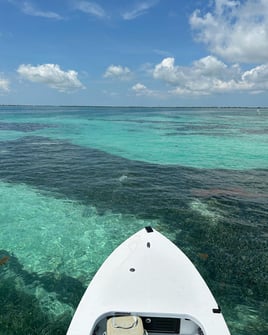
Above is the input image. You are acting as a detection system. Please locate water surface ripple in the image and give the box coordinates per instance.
[0,106,267,335]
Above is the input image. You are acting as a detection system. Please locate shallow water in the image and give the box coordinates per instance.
[0,106,267,334]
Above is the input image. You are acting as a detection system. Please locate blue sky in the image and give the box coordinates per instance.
[1,0,268,106]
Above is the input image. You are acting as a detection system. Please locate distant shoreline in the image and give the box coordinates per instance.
[0,105,267,109]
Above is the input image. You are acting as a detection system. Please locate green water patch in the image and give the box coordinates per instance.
[32,117,268,169]
[0,130,26,141]
[0,250,75,334]
[174,197,268,335]
[0,181,156,279]
[0,275,70,335]
[0,106,267,169]
[0,181,158,332]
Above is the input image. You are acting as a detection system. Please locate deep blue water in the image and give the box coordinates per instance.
[0,106,267,334]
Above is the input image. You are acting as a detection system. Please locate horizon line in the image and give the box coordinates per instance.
[0,104,267,109]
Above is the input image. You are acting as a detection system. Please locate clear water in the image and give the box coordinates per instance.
[0,106,267,334]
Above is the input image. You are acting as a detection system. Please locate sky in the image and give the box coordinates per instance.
[1,0,268,106]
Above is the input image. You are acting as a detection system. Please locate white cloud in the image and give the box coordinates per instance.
[0,77,10,92]
[190,0,268,63]
[153,56,268,96]
[122,1,157,20]
[242,64,268,92]
[132,83,154,96]
[17,64,85,92]
[74,1,107,18]
[21,2,63,19]
[104,65,131,80]
[153,57,183,85]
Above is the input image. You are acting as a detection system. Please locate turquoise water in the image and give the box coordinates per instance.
[0,106,267,334]
[1,106,267,169]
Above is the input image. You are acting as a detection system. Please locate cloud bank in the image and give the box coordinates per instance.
[153,56,268,95]
[17,64,85,92]
[190,0,268,63]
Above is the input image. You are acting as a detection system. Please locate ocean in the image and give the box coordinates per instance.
[0,106,267,334]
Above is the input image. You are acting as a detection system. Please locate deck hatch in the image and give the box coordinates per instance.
[141,317,180,333]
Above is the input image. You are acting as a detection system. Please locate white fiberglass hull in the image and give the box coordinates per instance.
[67,227,230,335]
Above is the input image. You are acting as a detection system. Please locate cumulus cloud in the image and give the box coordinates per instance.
[190,0,268,63]
[122,1,158,20]
[21,1,63,19]
[153,56,268,96]
[132,83,154,96]
[74,1,107,18]
[0,77,10,92]
[17,64,85,92]
[104,65,131,80]
[242,64,268,92]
